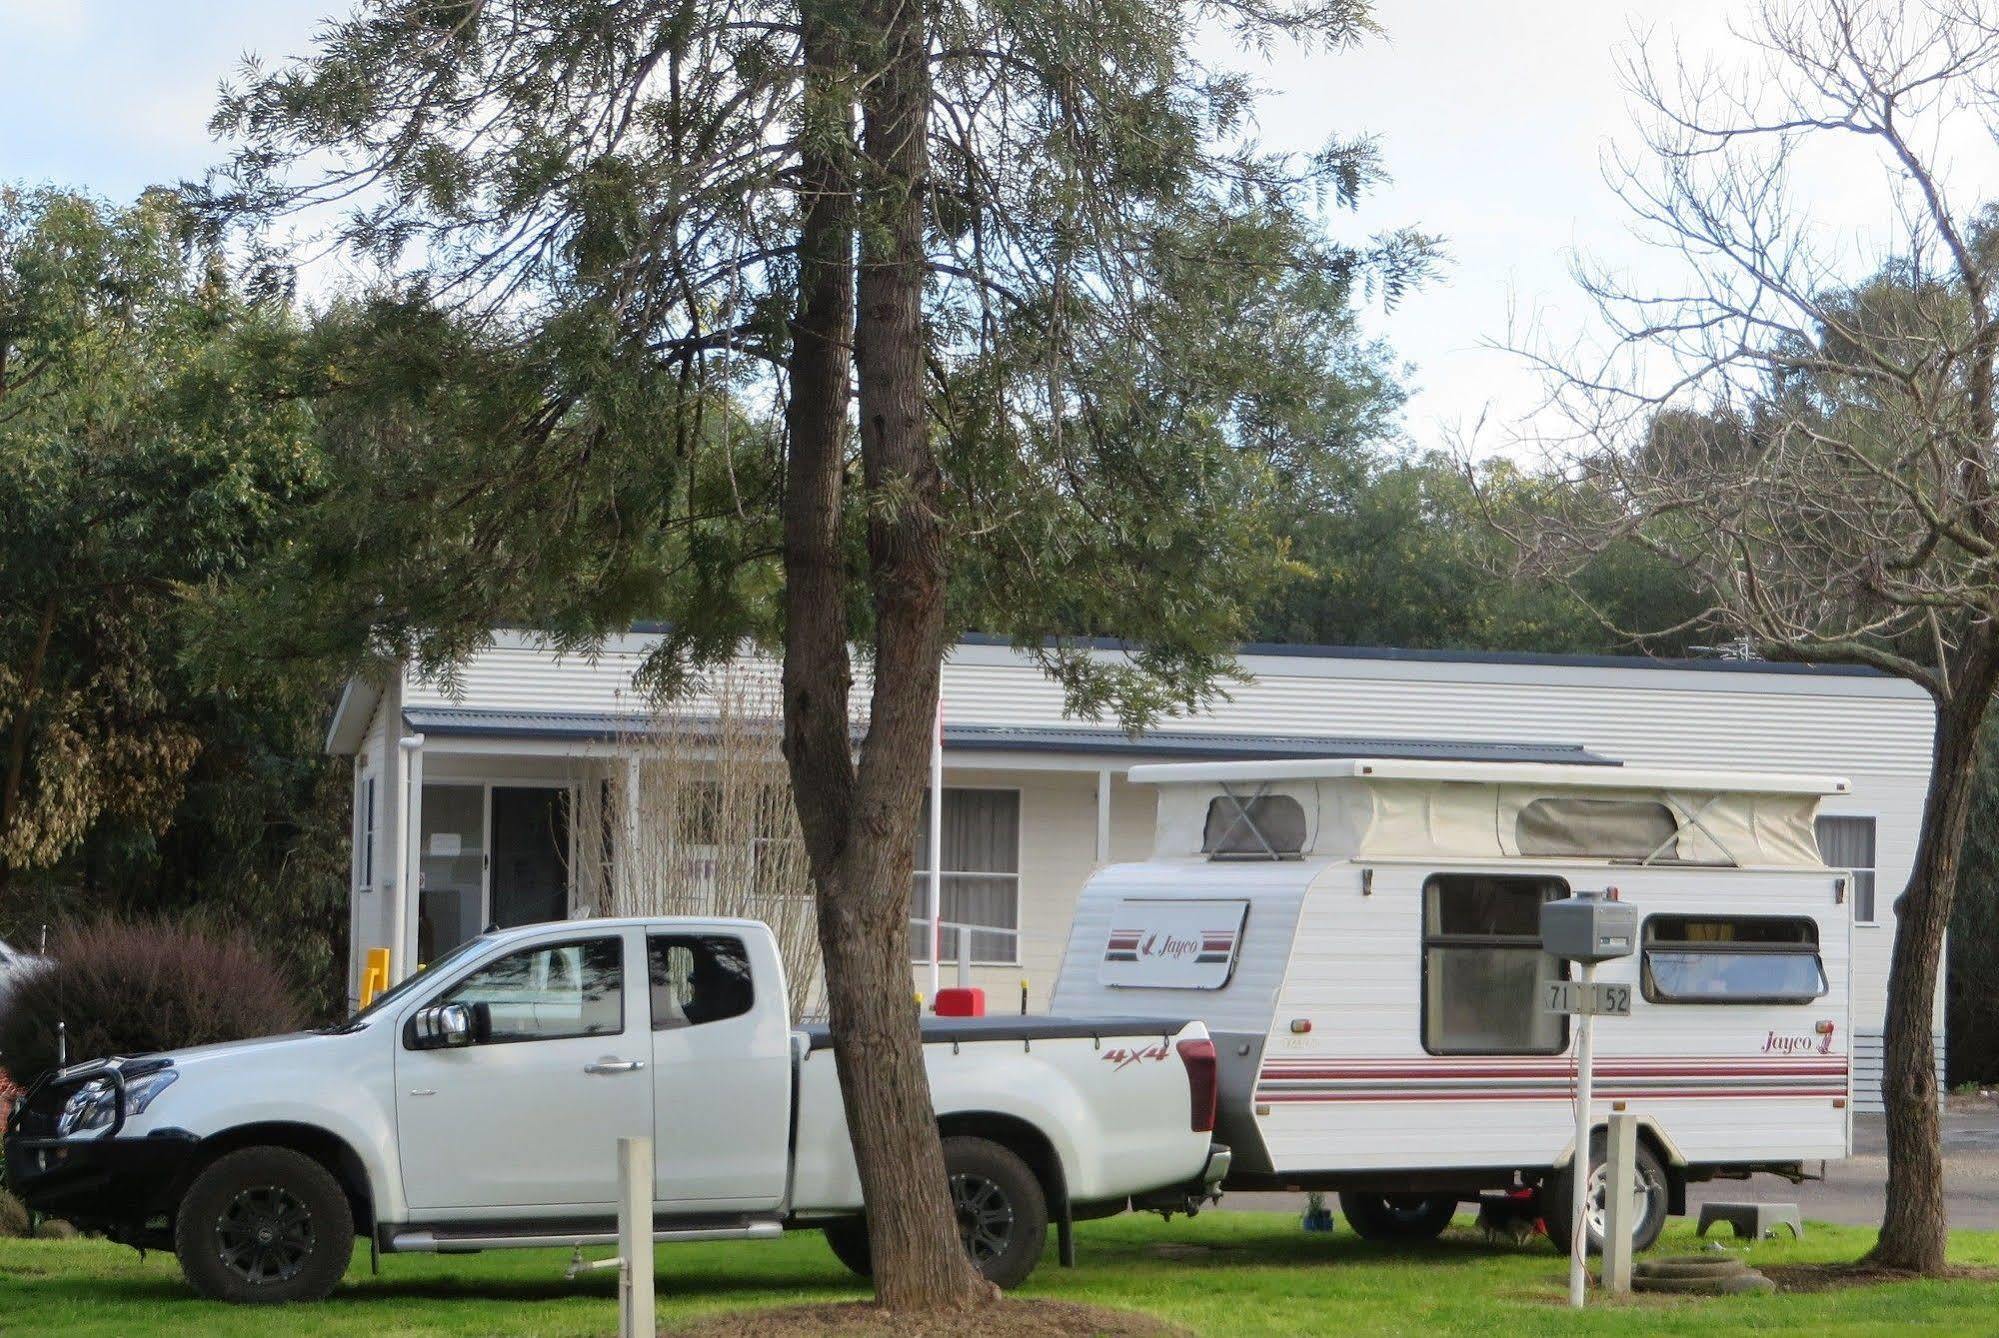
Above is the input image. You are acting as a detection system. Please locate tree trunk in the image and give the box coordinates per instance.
[1869,688,1993,1272]
[777,0,988,1314]
[817,0,993,1311]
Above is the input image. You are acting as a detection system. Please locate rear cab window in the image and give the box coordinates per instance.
[648,934,755,1029]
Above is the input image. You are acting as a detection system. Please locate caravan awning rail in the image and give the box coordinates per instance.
[1126,757,1850,797]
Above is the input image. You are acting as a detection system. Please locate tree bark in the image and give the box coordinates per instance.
[817,0,993,1311]
[1869,683,1995,1272]
[777,0,989,1313]
[780,2,859,854]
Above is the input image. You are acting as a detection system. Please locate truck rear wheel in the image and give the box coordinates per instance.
[172,1146,354,1304]
[1338,1191,1458,1241]
[820,1136,1049,1290]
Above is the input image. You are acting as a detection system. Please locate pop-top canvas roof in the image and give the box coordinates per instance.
[1134,757,1849,870]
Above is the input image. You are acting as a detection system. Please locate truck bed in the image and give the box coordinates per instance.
[799,1015,1195,1051]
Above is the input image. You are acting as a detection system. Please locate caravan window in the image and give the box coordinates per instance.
[1202,794,1307,858]
[1641,915,1826,1005]
[1515,797,1680,860]
[1420,875,1568,1055]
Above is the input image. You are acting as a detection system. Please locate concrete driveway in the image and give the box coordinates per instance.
[1231,1100,1999,1230]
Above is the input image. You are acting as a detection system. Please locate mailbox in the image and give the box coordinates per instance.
[1540,889,1637,964]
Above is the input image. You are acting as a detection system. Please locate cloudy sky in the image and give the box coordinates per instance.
[2,1,1990,453]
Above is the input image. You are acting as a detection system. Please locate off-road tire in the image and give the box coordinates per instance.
[1338,1192,1459,1242]
[822,1216,871,1278]
[173,1146,354,1304]
[820,1136,1049,1290]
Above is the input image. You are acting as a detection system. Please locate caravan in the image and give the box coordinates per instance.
[1050,757,1853,1251]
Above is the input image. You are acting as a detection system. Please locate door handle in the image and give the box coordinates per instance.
[584,1059,645,1075]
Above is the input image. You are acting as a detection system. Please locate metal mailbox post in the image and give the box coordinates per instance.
[1540,889,1637,1310]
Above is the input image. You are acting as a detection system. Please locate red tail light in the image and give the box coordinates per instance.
[1177,1038,1218,1133]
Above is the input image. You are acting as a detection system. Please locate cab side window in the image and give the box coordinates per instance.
[437,937,623,1043]
[648,935,755,1030]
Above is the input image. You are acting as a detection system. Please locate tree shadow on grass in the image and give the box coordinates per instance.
[6,1259,864,1309]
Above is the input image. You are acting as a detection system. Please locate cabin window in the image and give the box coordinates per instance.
[908,789,1022,965]
[1420,875,1569,1055]
[1817,815,1877,924]
[1515,797,1679,860]
[1202,793,1308,859]
[356,774,377,889]
[1641,915,1826,1004]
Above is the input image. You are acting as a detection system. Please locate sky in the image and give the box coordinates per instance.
[2,0,1993,455]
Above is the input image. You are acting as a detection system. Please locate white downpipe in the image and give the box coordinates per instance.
[394,734,425,985]
[927,696,944,1003]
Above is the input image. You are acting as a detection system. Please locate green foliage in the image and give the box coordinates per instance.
[0,186,322,887]
[1950,717,1999,1085]
[1259,453,1707,654]
[201,0,1435,724]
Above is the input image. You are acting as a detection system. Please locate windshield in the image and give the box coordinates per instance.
[328,935,493,1030]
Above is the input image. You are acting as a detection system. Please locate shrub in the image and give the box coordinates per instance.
[0,1189,28,1240]
[0,920,303,1082]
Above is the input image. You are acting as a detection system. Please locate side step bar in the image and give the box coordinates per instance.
[391,1219,783,1254]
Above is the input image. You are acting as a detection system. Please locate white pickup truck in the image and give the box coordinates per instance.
[4,917,1227,1304]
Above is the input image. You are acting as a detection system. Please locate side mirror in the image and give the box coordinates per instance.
[412,1002,476,1049]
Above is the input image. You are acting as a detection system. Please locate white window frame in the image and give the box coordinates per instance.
[910,785,1024,968]
[1817,810,1881,927]
[416,776,581,962]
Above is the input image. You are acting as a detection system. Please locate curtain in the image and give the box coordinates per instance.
[1816,816,1877,921]
[909,790,1021,963]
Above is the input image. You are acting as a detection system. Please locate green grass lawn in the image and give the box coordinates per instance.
[4,1213,1998,1337]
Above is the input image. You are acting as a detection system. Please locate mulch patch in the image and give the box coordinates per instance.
[662,1299,1194,1338]
[1762,1262,1999,1293]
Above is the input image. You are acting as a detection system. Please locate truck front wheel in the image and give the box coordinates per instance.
[172,1146,355,1304]
[821,1136,1050,1290]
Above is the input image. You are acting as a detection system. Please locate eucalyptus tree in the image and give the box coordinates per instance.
[0,186,318,901]
[207,0,1429,1306]
[1501,0,1999,1274]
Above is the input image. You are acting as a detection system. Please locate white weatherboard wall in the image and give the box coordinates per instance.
[334,632,1936,1108]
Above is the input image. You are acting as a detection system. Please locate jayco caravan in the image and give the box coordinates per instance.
[1049,757,1853,1251]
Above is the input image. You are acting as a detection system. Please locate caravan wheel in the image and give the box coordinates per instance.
[1542,1133,1669,1256]
[1338,1192,1458,1241]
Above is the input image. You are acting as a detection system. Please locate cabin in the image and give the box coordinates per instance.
[324,630,1936,1109]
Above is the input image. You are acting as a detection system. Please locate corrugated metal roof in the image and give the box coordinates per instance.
[399,706,1615,766]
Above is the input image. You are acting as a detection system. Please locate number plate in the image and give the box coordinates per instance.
[1543,980,1632,1017]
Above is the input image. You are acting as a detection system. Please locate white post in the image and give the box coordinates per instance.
[393,734,426,984]
[621,754,642,914]
[927,695,944,1002]
[1602,1111,1638,1296]
[1569,960,1596,1310]
[618,1136,655,1338]
[1095,769,1112,865]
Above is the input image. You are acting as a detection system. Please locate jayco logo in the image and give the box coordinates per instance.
[1101,1043,1172,1072]
[1762,1024,1836,1056]
[1139,932,1202,961]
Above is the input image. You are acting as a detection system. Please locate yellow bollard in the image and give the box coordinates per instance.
[359,947,392,1007]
